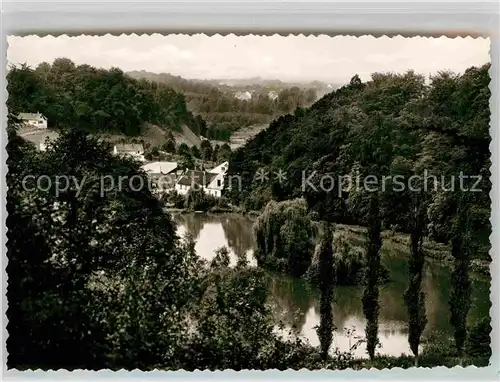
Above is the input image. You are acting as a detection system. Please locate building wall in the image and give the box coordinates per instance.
[24,118,47,129]
[204,188,221,197]
[113,150,145,162]
[175,184,190,195]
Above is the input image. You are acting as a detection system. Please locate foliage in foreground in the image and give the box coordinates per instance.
[6,127,354,370]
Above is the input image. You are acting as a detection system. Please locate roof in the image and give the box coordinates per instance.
[141,161,178,175]
[114,144,144,153]
[152,173,177,188]
[18,112,45,120]
[176,170,217,187]
[208,161,229,174]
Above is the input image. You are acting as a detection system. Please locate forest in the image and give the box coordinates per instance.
[6,59,205,136]
[6,63,492,370]
[127,70,320,140]
[226,65,491,262]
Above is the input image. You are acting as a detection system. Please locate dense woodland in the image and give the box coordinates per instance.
[7,59,204,136]
[227,65,491,261]
[7,59,320,142]
[128,71,320,140]
[6,62,492,370]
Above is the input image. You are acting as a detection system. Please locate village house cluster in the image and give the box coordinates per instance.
[17,112,229,199]
[110,144,229,198]
[139,159,228,198]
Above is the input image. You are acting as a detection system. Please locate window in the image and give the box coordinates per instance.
[217,179,221,187]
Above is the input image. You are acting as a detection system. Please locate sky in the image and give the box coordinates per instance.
[7,34,490,84]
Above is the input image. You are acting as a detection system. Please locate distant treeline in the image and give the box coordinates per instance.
[7,59,205,137]
[127,71,321,140]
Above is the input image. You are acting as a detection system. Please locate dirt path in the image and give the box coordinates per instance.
[228,124,268,150]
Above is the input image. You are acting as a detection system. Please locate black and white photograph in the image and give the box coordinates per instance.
[5,33,492,370]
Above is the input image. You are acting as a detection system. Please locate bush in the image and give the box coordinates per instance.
[465,317,491,359]
[163,191,185,208]
[253,199,314,277]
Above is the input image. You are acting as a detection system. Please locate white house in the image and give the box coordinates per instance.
[175,162,228,198]
[18,112,48,129]
[268,91,279,101]
[234,91,252,101]
[141,161,178,193]
[205,171,225,197]
[113,144,145,162]
[206,161,228,196]
[208,161,229,175]
[175,170,209,196]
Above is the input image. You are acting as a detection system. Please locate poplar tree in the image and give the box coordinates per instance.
[403,194,427,366]
[316,223,335,361]
[449,199,472,366]
[362,193,382,361]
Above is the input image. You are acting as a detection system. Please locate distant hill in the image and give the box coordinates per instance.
[127,70,333,141]
[126,71,336,93]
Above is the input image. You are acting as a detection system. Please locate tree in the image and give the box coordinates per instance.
[403,193,428,366]
[362,193,382,361]
[217,143,232,163]
[6,60,201,136]
[163,138,176,153]
[6,127,198,369]
[316,223,335,361]
[180,155,195,171]
[178,143,191,157]
[253,199,314,277]
[449,198,473,366]
[212,144,220,162]
[191,145,201,159]
[200,140,213,161]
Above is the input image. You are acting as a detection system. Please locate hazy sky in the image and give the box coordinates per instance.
[7,34,490,84]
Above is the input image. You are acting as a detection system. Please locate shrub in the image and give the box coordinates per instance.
[465,317,491,359]
[253,199,314,277]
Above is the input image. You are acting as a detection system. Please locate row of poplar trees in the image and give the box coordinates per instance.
[313,69,490,366]
[316,190,477,366]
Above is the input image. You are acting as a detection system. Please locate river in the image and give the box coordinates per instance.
[173,212,490,359]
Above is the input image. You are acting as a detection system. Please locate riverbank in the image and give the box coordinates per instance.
[165,205,254,215]
[334,224,490,278]
[173,213,491,362]
[167,209,490,277]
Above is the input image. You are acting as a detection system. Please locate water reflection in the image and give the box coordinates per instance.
[173,213,489,358]
[174,213,256,267]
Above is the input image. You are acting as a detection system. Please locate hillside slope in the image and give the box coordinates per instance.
[127,70,324,140]
[226,66,491,258]
[7,59,205,139]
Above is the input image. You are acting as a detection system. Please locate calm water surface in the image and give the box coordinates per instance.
[173,213,490,358]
